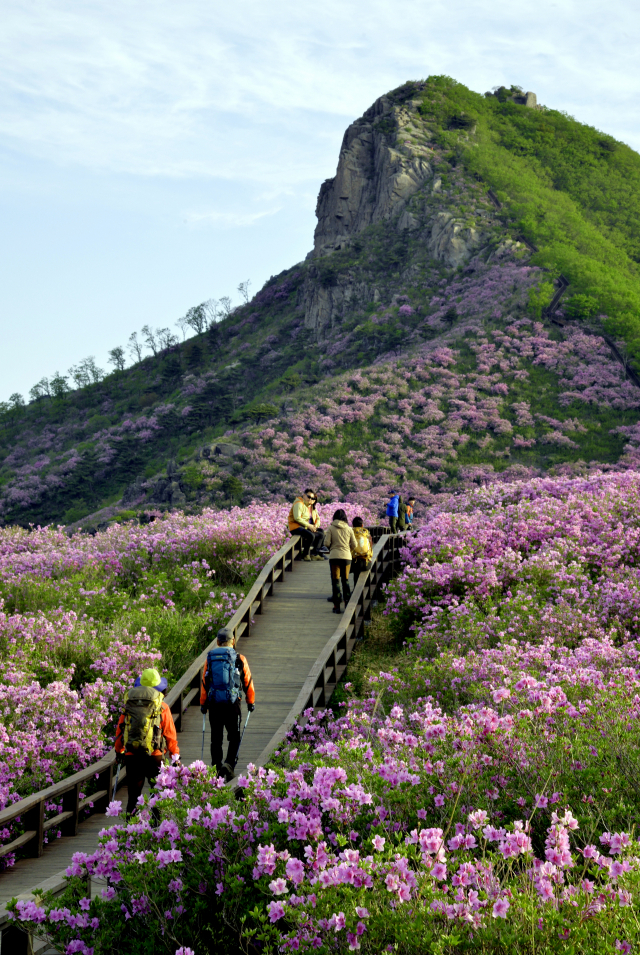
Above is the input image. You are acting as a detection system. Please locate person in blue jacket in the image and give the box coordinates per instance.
[386,493,399,533]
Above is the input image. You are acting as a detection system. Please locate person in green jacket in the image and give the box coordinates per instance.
[397,495,408,531]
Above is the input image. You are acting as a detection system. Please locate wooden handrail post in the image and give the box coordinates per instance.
[61,782,80,837]
[22,801,44,858]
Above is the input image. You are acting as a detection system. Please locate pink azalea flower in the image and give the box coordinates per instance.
[492,899,510,919]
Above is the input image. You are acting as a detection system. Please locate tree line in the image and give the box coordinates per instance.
[1,281,252,417]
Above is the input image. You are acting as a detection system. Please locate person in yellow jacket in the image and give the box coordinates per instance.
[289,488,323,560]
[288,489,323,561]
[324,508,358,613]
[114,668,180,817]
[351,516,373,584]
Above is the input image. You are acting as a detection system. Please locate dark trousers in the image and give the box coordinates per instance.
[388,517,398,533]
[329,558,351,608]
[352,557,368,584]
[291,527,314,557]
[124,753,162,815]
[209,701,242,773]
[310,528,325,554]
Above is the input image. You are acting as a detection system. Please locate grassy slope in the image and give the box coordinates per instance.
[421,77,640,350]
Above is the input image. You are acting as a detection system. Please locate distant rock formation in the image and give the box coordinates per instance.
[303,87,497,338]
[312,91,433,257]
[485,87,538,108]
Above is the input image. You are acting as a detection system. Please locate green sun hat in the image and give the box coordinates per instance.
[139,668,168,692]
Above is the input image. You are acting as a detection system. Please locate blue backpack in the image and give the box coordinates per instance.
[206,647,242,704]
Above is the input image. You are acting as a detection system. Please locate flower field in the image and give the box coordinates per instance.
[10,471,640,953]
[207,316,640,512]
[0,501,372,845]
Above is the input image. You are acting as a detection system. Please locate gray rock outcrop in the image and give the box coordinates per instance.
[313,93,432,257]
[427,212,487,268]
[214,443,240,457]
[301,85,511,338]
[303,275,381,337]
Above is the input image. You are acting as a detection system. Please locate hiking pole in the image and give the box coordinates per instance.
[112,759,121,802]
[233,709,252,771]
[201,713,206,761]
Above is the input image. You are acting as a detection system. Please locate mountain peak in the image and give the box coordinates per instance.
[2,76,640,528]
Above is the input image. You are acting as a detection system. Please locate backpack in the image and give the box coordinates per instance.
[122,686,164,755]
[353,529,371,558]
[205,647,242,704]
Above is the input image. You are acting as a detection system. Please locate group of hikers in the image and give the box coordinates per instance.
[115,627,254,810]
[115,489,415,811]
[288,489,414,613]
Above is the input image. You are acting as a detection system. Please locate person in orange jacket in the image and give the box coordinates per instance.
[200,628,255,781]
[114,667,180,817]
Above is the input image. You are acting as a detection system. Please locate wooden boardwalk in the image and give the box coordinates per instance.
[0,559,339,908]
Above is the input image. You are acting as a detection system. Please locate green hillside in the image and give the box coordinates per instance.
[424,77,640,350]
[2,76,640,528]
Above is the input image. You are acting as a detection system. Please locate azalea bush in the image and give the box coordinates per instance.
[10,679,640,954]
[10,471,640,953]
[385,469,640,652]
[207,318,640,514]
[0,501,374,823]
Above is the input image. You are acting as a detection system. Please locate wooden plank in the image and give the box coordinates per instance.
[79,790,108,812]
[43,812,74,834]
[181,688,199,712]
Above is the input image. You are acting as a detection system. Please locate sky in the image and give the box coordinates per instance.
[1,0,639,402]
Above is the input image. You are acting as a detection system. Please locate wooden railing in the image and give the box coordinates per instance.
[0,533,306,867]
[0,522,408,953]
[254,531,405,765]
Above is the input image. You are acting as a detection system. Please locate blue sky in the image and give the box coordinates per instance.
[2,0,639,400]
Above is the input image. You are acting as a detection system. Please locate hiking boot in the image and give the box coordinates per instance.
[332,607,342,614]
[303,555,311,562]
[311,554,324,561]
[222,762,236,783]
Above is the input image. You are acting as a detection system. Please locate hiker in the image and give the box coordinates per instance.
[308,495,327,559]
[406,497,416,530]
[352,517,373,584]
[200,627,255,781]
[397,495,408,532]
[324,508,357,614]
[288,489,323,561]
[386,492,400,533]
[114,668,180,817]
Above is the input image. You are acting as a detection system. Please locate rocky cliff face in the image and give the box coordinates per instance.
[303,87,496,338]
[312,92,433,257]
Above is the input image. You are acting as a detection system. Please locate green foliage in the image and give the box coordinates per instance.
[247,403,278,422]
[181,465,204,491]
[221,475,243,499]
[527,281,554,318]
[280,372,301,393]
[564,293,599,320]
[419,75,640,355]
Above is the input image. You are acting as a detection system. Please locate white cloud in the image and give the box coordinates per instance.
[1,0,639,186]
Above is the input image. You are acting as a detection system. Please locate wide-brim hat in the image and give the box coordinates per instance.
[134,667,168,693]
